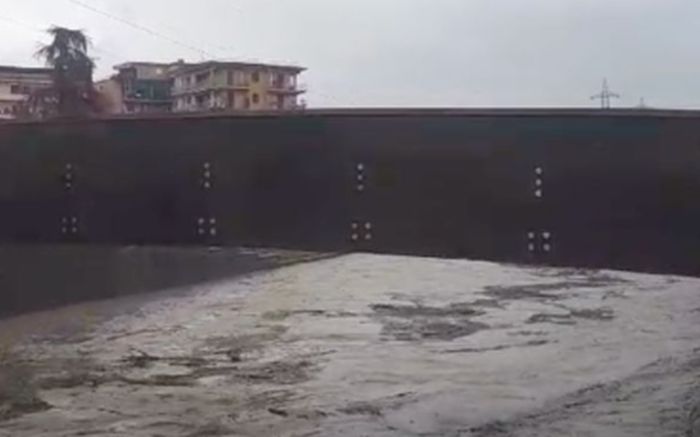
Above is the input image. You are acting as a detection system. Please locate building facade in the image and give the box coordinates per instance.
[0,66,53,119]
[94,77,123,114]
[171,61,305,112]
[96,62,185,115]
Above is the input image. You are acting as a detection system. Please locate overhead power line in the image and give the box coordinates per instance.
[66,0,217,59]
[148,16,235,56]
[0,14,43,33]
[0,13,120,60]
[0,15,47,60]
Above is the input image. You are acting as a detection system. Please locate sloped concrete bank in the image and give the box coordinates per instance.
[0,245,333,316]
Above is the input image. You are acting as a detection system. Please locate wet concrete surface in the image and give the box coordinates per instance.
[0,254,699,436]
[0,245,334,315]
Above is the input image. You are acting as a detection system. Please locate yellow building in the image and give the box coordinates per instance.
[171,61,305,112]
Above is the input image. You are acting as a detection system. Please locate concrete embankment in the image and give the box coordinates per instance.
[0,245,332,316]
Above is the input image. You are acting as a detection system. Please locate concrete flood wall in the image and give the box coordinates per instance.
[0,109,698,292]
[0,246,220,315]
[0,245,330,315]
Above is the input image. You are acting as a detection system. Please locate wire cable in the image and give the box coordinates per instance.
[66,0,217,59]
[0,13,121,60]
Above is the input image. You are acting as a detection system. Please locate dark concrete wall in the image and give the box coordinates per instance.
[0,109,699,275]
[0,246,330,316]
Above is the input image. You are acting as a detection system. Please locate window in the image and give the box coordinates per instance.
[252,93,259,104]
[244,97,250,109]
[10,85,20,94]
[252,71,260,83]
[227,71,234,86]
[228,91,235,108]
[195,72,209,84]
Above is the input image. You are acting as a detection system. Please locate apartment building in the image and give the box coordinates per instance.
[171,61,305,112]
[0,65,52,119]
[96,61,186,114]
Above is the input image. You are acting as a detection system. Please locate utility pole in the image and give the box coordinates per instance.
[590,78,620,109]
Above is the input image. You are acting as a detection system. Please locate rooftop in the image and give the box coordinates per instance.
[0,65,52,75]
[173,61,306,76]
[114,61,185,70]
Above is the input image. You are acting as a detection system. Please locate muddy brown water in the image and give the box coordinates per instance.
[0,253,699,436]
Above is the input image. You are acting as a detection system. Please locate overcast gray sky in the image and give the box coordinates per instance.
[1,0,699,108]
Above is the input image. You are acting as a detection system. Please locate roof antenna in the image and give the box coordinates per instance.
[590,78,620,109]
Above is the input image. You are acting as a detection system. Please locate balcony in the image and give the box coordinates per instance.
[173,80,250,96]
[267,82,307,94]
[123,89,171,104]
[229,81,250,90]
[0,94,28,102]
[172,82,213,96]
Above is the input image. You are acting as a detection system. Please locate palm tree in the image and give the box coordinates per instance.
[35,26,95,117]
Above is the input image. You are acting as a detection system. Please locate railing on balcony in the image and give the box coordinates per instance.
[268,81,307,93]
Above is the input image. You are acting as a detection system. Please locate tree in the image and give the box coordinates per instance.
[34,26,96,117]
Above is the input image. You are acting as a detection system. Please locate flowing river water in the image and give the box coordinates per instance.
[1,253,699,436]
